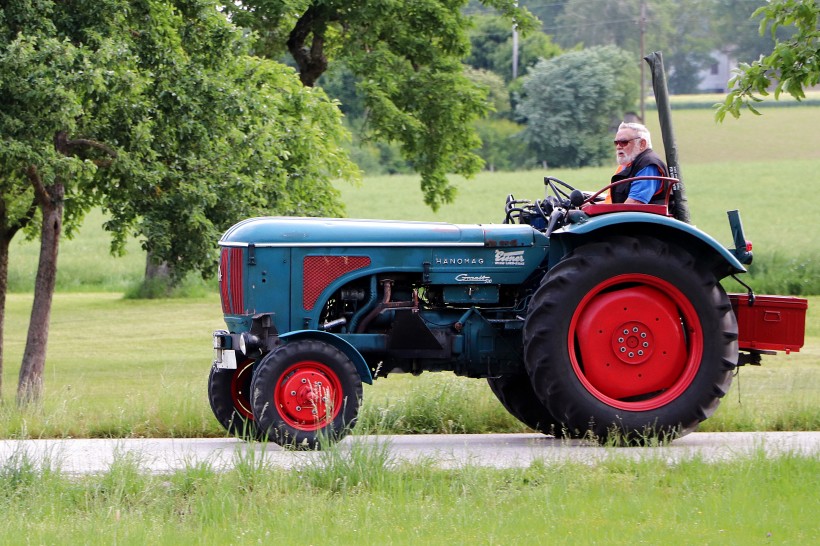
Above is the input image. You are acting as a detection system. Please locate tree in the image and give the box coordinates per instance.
[0,0,357,403]
[716,0,819,120]
[0,1,148,402]
[225,0,538,210]
[99,1,358,287]
[516,46,639,168]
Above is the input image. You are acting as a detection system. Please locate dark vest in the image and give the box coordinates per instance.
[610,149,668,204]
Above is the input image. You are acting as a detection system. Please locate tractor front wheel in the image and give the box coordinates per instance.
[208,357,261,440]
[250,339,362,449]
[524,236,737,444]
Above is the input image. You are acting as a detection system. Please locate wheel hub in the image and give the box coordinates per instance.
[574,284,688,400]
[277,366,333,425]
[611,321,654,365]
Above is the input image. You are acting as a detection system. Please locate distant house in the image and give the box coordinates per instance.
[697,50,736,93]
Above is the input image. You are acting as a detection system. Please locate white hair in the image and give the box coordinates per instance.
[618,122,652,149]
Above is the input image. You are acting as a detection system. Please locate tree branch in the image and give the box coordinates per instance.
[65,138,118,159]
[287,5,336,87]
[26,165,51,207]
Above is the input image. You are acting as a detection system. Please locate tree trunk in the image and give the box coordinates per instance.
[287,5,334,87]
[0,233,9,398]
[17,181,64,406]
[0,196,36,401]
[145,250,172,282]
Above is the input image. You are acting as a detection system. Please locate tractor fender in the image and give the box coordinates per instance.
[551,211,747,275]
[279,330,373,385]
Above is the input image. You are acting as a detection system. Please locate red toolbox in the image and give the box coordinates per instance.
[729,294,808,353]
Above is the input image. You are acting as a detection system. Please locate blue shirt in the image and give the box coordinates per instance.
[628,165,662,203]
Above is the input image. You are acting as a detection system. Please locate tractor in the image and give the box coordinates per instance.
[209,175,807,448]
[210,53,807,449]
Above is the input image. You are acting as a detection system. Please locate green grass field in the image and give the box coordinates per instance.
[1,448,817,544]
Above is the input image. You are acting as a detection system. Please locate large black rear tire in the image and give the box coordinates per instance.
[487,374,561,435]
[523,236,737,444]
[251,339,362,449]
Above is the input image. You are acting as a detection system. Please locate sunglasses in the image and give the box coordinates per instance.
[614,137,640,147]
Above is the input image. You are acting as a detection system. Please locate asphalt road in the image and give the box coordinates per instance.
[1,432,818,475]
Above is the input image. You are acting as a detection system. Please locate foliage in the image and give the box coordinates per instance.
[97,2,358,281]
[710,0,781,64]
[225,0,538,210]
[0,0,153,400]
[716,0,819,120]
[516,46,639,168]
[0,0,359,402]
[473,118,532,172]
[2,0,358,284]
[465,14,562,82]
[0,2,144,241]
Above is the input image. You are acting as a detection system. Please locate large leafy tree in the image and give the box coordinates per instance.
[100,1,357,284]
[516,46,639,168]
[0,0,356,403]
[0,0,148,403]
[716,0,819,120]
[225,0,538,210]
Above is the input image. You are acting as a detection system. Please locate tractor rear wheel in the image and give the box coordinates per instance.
[250,339,362,449]
[208,357,261,440]
[487,374,561,435]
[523,236,737,444]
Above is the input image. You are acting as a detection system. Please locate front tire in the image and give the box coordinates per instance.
[524,236,737,443]
[208,357,261,440]
[250,339,362,449]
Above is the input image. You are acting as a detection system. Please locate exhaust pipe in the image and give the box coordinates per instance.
[644,51,691,224]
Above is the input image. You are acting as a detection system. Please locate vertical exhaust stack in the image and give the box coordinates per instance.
[644,51,691,224]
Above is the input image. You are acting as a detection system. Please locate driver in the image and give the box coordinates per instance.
[610,122,668,204]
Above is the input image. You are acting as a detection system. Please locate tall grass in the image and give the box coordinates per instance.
[0,292,816,438]
[0,444,817,544]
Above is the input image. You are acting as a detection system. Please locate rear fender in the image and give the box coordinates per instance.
[550,212,747,277]
[279,330,373,385]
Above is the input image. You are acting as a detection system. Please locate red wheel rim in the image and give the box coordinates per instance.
[273,360,343,431]
[568,274,703,411]
[230,359,255,420]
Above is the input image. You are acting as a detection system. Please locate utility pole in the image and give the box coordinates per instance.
[639,0,647,122]
[512,24,519,80]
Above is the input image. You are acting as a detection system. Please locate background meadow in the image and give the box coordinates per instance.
[2,104,819,437]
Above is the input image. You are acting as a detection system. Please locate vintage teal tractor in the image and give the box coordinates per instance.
[209,176,807,448]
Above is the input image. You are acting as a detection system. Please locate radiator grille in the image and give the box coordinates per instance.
[303,256,370,310]
[220,247,244,314]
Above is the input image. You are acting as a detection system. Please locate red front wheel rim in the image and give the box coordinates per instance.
[568,274,703,411]
[230,359,255,420]
[273,361,343,431]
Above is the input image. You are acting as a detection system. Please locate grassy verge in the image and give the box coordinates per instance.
[1,443,817,544]
[0,293,817,438]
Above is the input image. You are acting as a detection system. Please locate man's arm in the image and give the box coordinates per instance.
[625,165,662,204]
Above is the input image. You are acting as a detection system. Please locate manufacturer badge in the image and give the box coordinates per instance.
[494,249,525,266]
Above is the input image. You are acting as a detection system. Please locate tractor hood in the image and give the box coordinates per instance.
[220,217,546,249]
